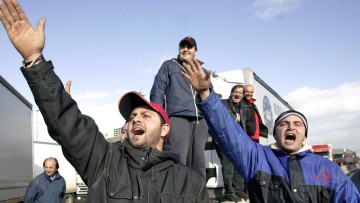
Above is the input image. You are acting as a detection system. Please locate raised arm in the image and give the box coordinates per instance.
[0,0,45,62]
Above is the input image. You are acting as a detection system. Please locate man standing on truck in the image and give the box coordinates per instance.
[218,84,248,202]
[181,57,360,202]
[150,36,211,179]
[244,84,268,143]
[0,1,208,201]
[24,157,66,203]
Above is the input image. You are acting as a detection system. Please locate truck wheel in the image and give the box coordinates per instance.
[63,193,75,203]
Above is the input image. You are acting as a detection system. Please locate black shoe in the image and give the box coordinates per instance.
[236,192,249,200]
[224,194,241,202]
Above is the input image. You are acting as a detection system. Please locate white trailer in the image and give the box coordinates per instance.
[205,68,293,190]
[33,141,88,203]
[0,75,33,202]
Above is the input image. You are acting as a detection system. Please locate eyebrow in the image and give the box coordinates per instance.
[279,120,303,124]
[130,109,154,117]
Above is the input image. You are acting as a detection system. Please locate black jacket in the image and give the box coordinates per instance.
[242,97,269,139]
[221,98,247,134]
[21,61,208,203]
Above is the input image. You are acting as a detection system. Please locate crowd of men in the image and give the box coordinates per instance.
[1,0,359,202]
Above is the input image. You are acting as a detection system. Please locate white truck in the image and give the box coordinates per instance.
[33,141,88,203]
[311,144,333,161]
[204,68,293,193]
[0,75,33,202]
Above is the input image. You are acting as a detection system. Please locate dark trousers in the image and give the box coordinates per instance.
[220,152,245,197]
[165,116,208,180]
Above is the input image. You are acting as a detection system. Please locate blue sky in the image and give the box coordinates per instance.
[1,0,360,151]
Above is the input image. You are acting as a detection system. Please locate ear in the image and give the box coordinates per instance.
[160,123,170,138]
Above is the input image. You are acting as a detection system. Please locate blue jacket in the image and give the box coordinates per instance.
[197,90,360,203]
[150,58,212,118]
[24,171,66,203]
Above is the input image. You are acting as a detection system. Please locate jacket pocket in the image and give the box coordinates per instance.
[160,193,195,203]
[258,174,282,191]
[251,172,291,202]
[105,176,132,199]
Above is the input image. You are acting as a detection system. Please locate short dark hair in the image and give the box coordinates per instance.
[231,84,244,94]
[43,157,59,169]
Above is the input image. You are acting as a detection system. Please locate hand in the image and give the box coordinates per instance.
[65,80,72,94]
[181,57,211,101]
[0,0,45,62]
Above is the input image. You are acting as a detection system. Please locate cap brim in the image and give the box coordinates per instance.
[118,91,149,121]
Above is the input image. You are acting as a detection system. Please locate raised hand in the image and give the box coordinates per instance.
[181,58,212,100]
[0,0,45,62]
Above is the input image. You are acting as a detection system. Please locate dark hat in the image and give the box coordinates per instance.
[273,110,308,137]
[179,36,197,50]
[118,91,170,136]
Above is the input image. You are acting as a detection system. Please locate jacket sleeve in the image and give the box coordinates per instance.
[333,169,360,202]
[24,179,37,203]
[150,61,169,106]
[21,61,109,187]
[196,89,262,181]
[60,177,66,199]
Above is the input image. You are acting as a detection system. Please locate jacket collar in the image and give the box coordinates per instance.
[176,55,204,65]
[43,171,61,181]
[124,145,178,172]
[270,143,312,157]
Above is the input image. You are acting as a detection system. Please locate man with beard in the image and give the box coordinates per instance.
[0,1,208,202]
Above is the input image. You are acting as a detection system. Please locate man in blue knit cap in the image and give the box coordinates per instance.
[180,57,360,202]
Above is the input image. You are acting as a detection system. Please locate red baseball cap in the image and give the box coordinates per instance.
[118,91,170,135]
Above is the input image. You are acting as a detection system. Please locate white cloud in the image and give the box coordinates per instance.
[252,0,301,20]
[285,82,360,152]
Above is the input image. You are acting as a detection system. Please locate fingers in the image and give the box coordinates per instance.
[7,0,20,21]
[2,0,17,25]
[65,80,72,94]
[0,0,27,32]
[180,71,190,80]
[0,4,10,32]
[12,0,28,21]
[0,1,13,31]
[182,58,197,73]
[37,17,46,32]
[192,58,201,70]
[205,69,212,81]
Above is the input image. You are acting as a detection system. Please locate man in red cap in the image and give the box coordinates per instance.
[0,1,209,202]
[150,36,211,180]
